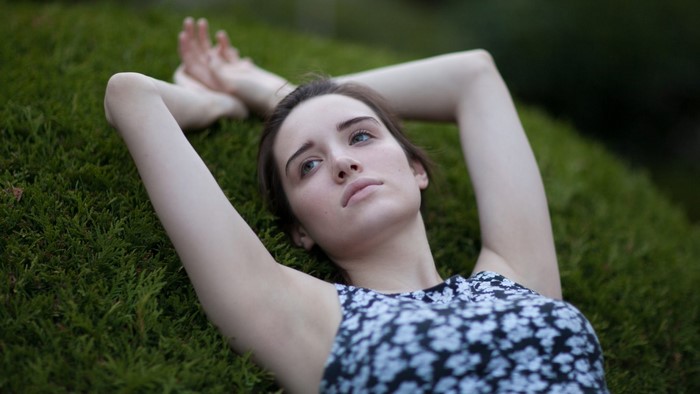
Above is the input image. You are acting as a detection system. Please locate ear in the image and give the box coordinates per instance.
[410,160,429,190]
[291,223,316,251]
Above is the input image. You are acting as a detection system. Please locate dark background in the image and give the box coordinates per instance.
[435,1,700,224]
[168,0,700,222]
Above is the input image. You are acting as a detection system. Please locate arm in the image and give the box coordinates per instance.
[180,22,560,296]
[335,52,562,298]
[104,73,340,391]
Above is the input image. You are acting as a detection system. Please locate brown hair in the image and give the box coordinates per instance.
[257,79,433,237]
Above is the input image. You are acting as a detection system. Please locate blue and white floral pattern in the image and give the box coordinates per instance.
[320,271,607,393]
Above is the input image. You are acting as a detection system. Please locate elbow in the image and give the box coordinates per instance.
[453,49,498,80]
[104,72,155,128]
[469,48,496,66]
[448,49,502,112]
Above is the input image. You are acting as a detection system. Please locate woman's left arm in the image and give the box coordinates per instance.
[188,30,561,298]
[336,51,562,298]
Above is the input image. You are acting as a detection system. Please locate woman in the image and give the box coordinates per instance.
[104,17,607,393]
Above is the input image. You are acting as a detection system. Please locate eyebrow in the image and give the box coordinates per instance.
[285,141,314,176]
[284,116,380,176]
[336,116,379,132]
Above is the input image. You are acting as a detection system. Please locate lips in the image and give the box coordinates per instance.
[341,178,383,207]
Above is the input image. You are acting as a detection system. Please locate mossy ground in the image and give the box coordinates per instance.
[1,1,699,392]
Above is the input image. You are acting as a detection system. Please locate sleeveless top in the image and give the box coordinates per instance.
[320,271,607,393]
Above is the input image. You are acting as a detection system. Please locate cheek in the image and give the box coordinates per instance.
[287,183,332,227]
[382,149,414,177]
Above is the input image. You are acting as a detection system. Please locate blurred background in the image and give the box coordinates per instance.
[145,0,700,223]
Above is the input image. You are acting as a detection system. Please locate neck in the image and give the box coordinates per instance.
[329,213,442,293]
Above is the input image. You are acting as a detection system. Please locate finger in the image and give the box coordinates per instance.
[197,18,212,50]
[178,31,187,60]
[215,30,230,48]
[183,16,194,31]
[216,30,238,62]
[183,17,195,41]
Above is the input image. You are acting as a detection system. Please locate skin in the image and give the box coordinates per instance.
[103,17,561,393]
[274,94,437,289]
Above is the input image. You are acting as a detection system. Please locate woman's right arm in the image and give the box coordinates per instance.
[104,73,340,392]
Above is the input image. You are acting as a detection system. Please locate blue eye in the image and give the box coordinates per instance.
[301,159,320,176]
[350,130,372,145]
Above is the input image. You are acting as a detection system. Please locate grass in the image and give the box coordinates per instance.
[2,1,699,392]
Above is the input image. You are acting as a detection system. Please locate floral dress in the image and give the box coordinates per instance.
[320,271,607,393]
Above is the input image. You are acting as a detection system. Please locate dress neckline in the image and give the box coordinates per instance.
[383,274,464,297]
[335,275,466,298]
[336,271,504,297]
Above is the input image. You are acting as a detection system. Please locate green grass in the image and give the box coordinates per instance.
[2,1,699,392]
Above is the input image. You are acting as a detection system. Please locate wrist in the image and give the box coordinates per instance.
[265,83,295,114]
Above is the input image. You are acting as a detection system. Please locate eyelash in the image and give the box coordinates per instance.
[349,129,373,145]
[298,129,375,178]
[300,159,320,177]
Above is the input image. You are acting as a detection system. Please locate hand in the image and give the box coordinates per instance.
[178,17,227,91]
[177,17,292,115]
[173,65,249,122]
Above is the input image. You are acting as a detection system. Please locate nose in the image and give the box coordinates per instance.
[333,155,362,183]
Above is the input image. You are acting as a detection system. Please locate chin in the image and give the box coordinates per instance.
[329,204,423,252]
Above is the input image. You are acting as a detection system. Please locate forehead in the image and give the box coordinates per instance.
[273,94,379,155]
